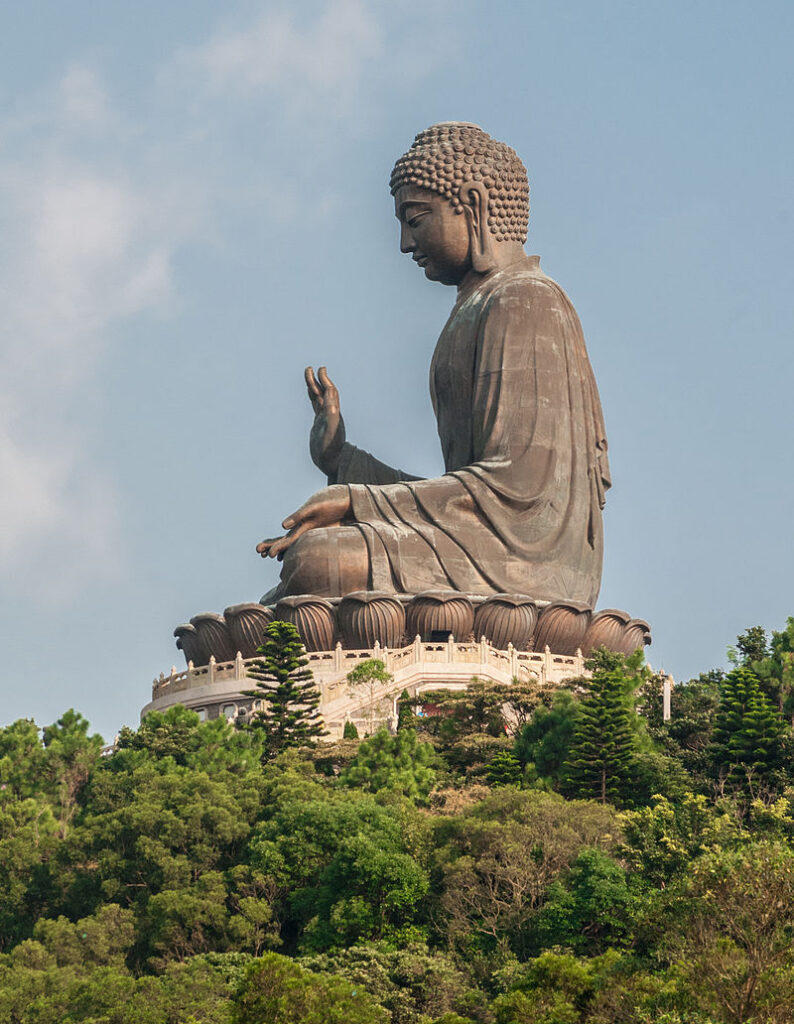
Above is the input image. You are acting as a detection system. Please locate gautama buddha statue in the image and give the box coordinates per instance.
[258,123,611,607]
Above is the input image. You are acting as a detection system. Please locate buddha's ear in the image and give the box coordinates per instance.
[458,179,496,274]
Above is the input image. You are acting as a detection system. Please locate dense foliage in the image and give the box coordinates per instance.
[2,619,794,1022]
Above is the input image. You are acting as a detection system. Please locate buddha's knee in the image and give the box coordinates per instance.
[280,529,328,581]
[280,526,370,597]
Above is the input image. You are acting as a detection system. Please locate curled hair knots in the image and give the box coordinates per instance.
[390,122,530,243]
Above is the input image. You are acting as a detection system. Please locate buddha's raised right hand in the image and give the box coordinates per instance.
[306,366,346,477]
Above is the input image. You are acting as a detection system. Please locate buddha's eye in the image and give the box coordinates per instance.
[407,212,428,228]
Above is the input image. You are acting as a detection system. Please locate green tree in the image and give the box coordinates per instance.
[341,729,437,803]
[562,663,640,805]
[654,671,722,786]
[436,789,618,956]
[665,841,794,1024]
[347,659,392,736]
[42,710,104,838]
[710,665,784,794]
[514,690,579,788]
[485,751,523,787]
[300,943,475,1024]
[618,793,745,888]
[0,719,47,801]
[417,679,512,740]
[734,625,769,665]
[0,798,59,950]
[118,705,218,764]
[246,621,325,760]
[752,617,794,719]
[142,867,279,967]
[396,689,416,732]
[530,848,639,955]
[0,945,245,1024]
[58,720,270,967]
[343,720,360,740]
[232,952,388,1023]
[117,705,265,774]
[248,771,430,950]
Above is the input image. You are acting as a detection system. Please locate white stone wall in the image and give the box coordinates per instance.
[143,638,591,737]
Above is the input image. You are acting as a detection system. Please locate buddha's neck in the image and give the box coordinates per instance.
[457,243,529,294]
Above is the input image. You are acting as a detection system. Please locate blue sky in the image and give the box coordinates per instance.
[1,0,792,740]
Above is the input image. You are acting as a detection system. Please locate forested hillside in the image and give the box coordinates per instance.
[2,620,794,1023]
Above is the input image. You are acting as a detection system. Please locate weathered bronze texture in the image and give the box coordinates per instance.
[581,611,652,656]
[337,591,406,649]
[175,591,649,660]
[406,592,475,641]
[189,612,237,663]
[623,618,652,654]
[174,623,207,667]
[224,603,274,658]
[257,122,610,609]
[533,600,592,656]
[474,594,538,651]
[274,595,336,652]
[582,609,632,656]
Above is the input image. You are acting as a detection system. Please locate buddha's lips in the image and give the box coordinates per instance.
[414,255,429,267]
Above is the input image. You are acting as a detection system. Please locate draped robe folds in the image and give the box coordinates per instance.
[303,254,611,606]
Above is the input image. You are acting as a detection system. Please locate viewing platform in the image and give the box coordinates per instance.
[143,636,593,739]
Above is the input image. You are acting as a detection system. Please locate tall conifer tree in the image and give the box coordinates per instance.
[245,620,325,760]
[710,665,784,791]
[562,665,638,804]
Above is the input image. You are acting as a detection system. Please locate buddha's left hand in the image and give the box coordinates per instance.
[256,484,352,560]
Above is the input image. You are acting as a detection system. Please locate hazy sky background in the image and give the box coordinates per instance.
[1,0,792,740]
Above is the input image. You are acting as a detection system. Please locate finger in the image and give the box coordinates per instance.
[269,521,312,559]
[281,497,316,530]
[256,537,281,557]
[305,367,322,412]
[317,366,335,393]
[282,507,309,530]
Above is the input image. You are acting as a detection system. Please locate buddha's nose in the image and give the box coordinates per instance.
[400,223,415,254]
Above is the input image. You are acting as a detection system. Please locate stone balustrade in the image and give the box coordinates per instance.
[143,636,591,737]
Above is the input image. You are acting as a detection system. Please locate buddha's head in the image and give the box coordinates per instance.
[390,122,529,285]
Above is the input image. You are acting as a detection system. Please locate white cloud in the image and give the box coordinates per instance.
[0,418,119,593]
[59,64,114,129]
[0,67,192,596]
[182,0,382,109]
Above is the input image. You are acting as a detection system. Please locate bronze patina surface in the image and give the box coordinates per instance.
[257,122,611,606]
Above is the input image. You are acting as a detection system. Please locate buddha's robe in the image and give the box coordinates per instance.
[278,254,610,606]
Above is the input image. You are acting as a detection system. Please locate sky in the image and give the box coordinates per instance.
[1,0,792,740]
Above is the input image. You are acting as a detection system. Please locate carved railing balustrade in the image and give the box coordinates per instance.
[152,636,587,704]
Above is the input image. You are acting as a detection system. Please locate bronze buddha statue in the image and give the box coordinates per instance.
[257,122,611,608]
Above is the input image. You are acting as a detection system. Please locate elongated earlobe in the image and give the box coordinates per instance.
[459,180,496,274]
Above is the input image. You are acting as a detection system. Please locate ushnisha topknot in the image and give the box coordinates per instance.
[389,121,530,243]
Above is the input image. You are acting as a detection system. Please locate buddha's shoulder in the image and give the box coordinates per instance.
[483,258,573,310]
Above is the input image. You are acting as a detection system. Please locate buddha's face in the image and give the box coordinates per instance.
[394,184,472,286]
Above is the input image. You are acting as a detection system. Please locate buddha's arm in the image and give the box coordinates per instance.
[345,277,569,519]
[306,365,422,485]
[328,442,423,486]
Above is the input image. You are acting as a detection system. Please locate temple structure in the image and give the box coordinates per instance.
[147,595,661,735]
[147,123,655,730]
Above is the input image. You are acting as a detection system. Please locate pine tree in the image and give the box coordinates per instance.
[710,665,784,792]
[485,750,523,787]
[562,666,639,804]
[245,620,325,760]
